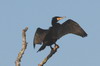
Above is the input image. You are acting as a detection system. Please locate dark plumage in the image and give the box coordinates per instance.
[33,16,87,52]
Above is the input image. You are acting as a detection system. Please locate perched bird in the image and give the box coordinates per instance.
[33,16,87,52]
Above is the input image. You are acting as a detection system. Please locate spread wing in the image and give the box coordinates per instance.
[57,19,87,39]
[33,28,49,48]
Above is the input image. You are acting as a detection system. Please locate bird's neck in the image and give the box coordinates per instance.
[52,20,58,26]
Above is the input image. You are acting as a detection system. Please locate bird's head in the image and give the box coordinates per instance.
[52,16,66,26]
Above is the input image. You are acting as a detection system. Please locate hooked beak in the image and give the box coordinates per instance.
[57,16,66,20]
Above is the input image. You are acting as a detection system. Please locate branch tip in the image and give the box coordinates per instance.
[15,27,28,66]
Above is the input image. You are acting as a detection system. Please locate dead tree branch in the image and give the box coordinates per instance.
[15,27,28,66]
[38,44,59,66]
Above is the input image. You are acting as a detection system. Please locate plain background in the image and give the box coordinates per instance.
[0,0,100,66]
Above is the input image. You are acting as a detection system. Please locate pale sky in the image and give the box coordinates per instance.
[0,0,100,66]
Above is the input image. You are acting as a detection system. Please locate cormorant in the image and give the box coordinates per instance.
[33,16,87,52]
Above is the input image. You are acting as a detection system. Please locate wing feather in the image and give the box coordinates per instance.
[57,19,87,39]
[33,28,49,48]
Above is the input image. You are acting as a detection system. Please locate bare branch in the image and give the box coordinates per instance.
[38,44,59,66]
[15,27,28,66]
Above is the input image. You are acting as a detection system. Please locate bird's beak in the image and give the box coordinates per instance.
[57,16,66,20]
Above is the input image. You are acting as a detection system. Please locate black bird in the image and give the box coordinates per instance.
[33,16,87,52]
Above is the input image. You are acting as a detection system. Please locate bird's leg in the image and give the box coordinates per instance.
[50,45,53,50]
[54,43,59,48]
[54,43,58,46]
[50,44,59,51]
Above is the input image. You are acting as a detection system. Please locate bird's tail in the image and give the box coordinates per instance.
[37,45,46,52]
